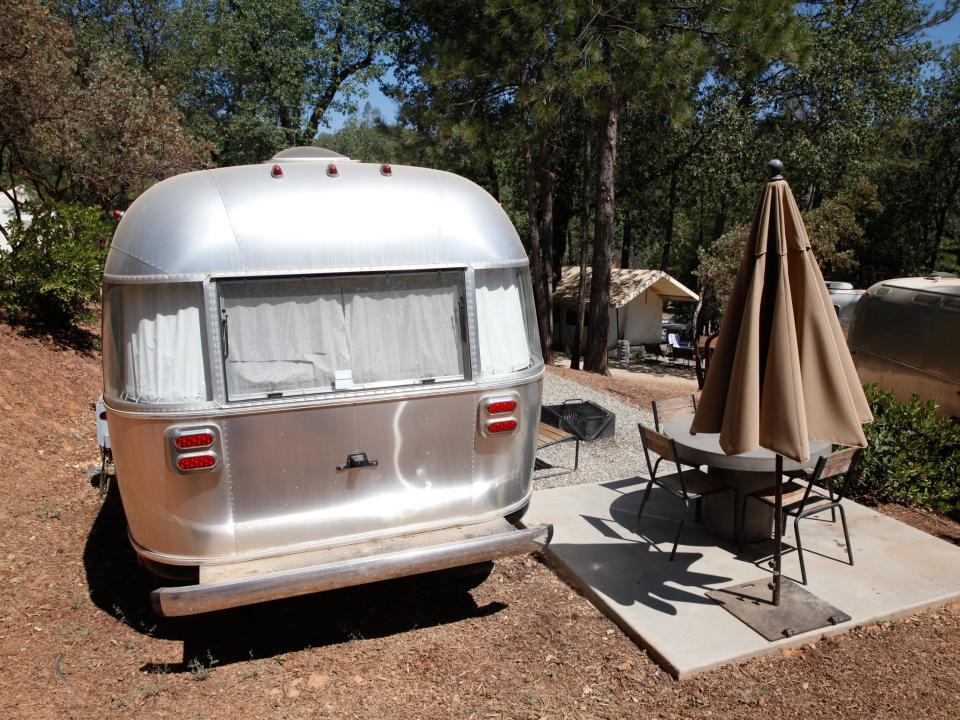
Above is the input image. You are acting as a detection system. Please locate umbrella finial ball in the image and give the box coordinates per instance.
[768,159,785,179]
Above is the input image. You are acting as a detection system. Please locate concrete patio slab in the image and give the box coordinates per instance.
[524,479,960,678]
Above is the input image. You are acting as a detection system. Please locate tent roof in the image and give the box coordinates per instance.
[553,266,698,308]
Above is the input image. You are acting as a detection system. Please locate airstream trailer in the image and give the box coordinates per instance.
[100,147,551,616]
[846,274,960,418]
[825,280,865,337]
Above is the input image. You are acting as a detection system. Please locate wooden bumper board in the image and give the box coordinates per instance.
[151,520,552,616]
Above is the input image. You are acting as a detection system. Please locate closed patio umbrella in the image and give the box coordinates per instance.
[692,160,871,607]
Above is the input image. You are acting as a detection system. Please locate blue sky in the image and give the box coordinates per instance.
[324,3,960,132]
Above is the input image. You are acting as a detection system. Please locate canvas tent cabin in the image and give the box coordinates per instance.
[552,266,698,352]
[100,147,551,616]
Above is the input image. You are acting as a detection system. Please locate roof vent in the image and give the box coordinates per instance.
[269,146,352,163]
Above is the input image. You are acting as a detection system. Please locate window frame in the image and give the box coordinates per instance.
[215,269,471,403]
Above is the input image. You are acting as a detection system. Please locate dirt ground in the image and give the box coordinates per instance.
[1,319,958,719]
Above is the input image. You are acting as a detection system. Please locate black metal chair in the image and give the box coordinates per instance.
[738,447,861,584]
[650,395,698,475]
[636,424,734,561]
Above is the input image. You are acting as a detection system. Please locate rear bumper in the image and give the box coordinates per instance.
[150,518,552,616]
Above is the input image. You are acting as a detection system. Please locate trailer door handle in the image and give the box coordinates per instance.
[337,452,379,471]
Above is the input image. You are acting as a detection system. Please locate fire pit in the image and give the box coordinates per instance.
[541,399,616,441]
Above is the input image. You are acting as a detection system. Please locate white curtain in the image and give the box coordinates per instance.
[221,272,465,398]
[111,284,208,403]
[344,273,463,384]
[222,278,350,398]
[475,267,538,377]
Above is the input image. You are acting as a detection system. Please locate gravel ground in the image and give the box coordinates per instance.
[535,371,655,490]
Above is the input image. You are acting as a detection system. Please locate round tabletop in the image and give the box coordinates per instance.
[661,415,832,472]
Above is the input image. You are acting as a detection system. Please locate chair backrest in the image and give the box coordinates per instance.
[651,395,698,431]
[808,447,862,501]
[637,424,679,478]
[668,333,681,348]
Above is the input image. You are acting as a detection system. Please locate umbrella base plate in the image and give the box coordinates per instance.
[707,578,851,642]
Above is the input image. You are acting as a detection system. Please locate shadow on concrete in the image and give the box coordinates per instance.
[539,477,735,617]
[84,485,506,674]
[548,538,732,617]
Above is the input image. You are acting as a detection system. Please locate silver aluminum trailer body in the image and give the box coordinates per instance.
[825,281,865,338]
[101,148,550,615]
[846,275,960,417]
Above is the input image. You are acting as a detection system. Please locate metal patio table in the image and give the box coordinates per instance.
[661,415,832,542]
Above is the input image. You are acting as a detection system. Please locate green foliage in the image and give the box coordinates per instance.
[0,203,110,327]
[60,1,400,165]
[696,184,874,310]
[838,385,960,516]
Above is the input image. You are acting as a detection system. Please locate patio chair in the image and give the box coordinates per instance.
[651,395,698,432]
[636,424,735,561]
[650,395,699,477]
[738,447,861,584]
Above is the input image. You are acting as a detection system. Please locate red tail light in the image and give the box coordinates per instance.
[177,453,217,472]
[174,431,215,449]
[486,399,517,414]
[486,419,517,434]
[327,163,339,177]
[380,163,393,176]
[271,164,283,179]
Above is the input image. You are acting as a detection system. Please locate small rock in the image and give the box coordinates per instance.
[617,661,633,672]
[307,673,331,690]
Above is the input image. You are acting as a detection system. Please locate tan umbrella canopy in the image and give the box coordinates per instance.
[691,161,872,463]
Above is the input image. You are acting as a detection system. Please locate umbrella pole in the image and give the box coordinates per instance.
[772,453,783,606]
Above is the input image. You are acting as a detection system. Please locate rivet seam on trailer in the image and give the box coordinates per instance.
[218,420,239,555]
[210,169,248,273]
[101,370,545,419]
[204,279,227,403]
[110,245,166,273]
[469,394,478,482]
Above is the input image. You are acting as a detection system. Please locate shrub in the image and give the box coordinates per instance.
[0,202,110,327]
[839,385,960,517]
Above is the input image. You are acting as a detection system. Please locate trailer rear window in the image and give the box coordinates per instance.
[219,271,467,400]
[103,283,211,404]
[475,267,543,377]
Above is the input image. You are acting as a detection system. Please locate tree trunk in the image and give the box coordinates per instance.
[659,170,678,271]
[620,210,632,269]
[692,280,713,389]
[538,158,555,298]
[522,139,553,363]
[571,131,591,370]
[584,83,617,375]
[712,200,728,241]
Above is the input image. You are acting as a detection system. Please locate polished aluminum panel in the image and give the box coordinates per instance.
[108,378,542,564]
[109,416,237,558]
[847,276,960,417]
[105,162,525,279]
